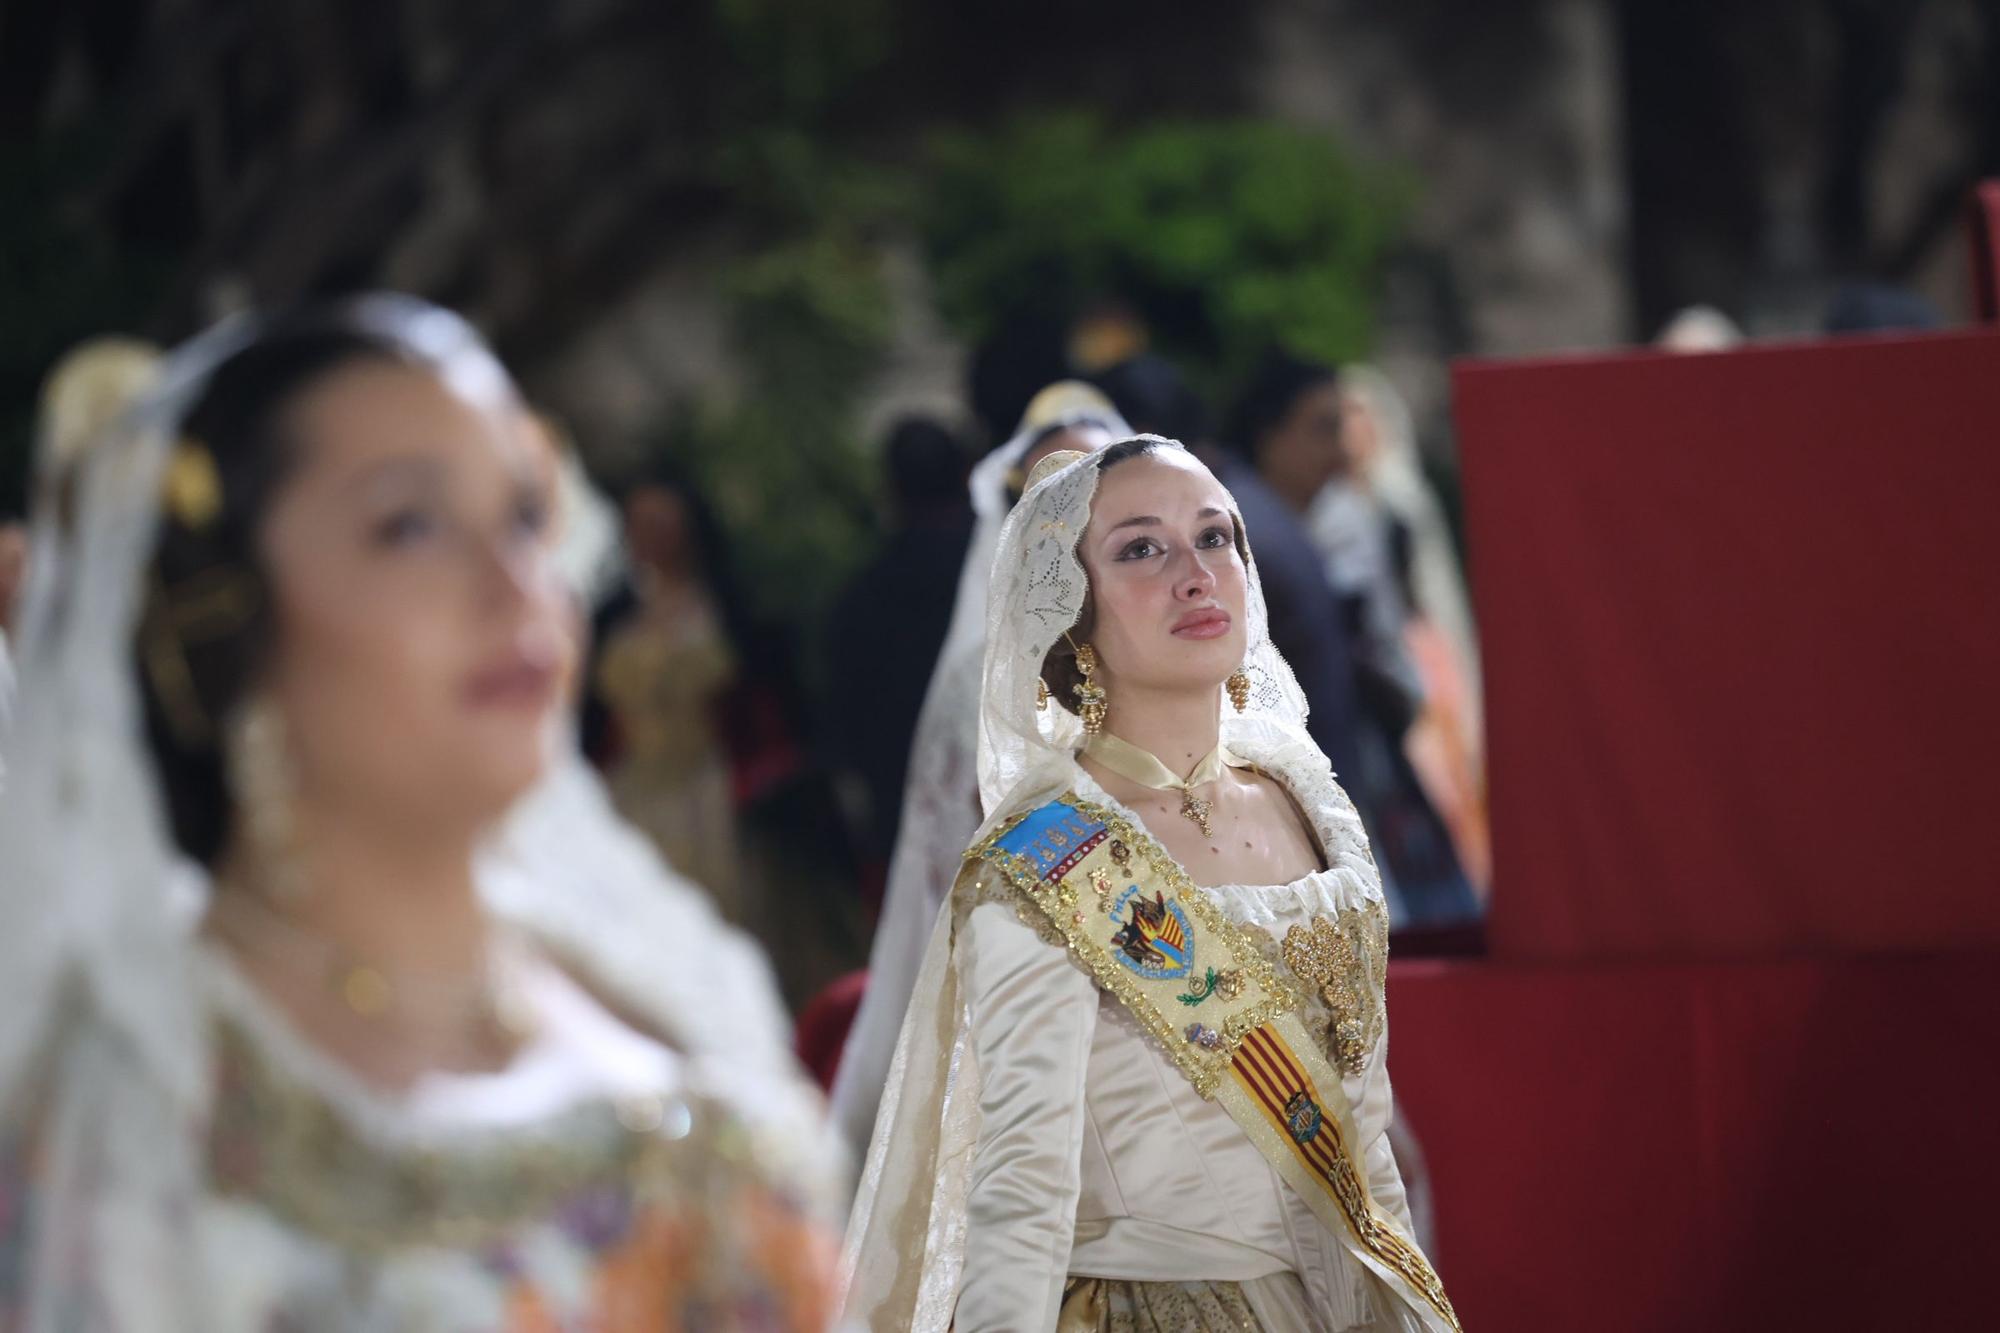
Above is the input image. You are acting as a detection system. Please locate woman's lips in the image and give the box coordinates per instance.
[463,655,557,710]
[1171,608,1233,640]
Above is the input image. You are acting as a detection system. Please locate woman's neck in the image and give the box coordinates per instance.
[1099,684,1223,780]
[220,805,491,977]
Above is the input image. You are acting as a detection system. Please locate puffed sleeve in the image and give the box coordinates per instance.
[953,899,1098,1331]
[1356,1051,1415,1234]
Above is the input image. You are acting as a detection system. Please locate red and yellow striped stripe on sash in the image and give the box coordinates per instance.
[1231,1024,1460,1330]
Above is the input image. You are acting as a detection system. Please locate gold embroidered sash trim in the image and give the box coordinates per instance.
[966,793,1460,1332]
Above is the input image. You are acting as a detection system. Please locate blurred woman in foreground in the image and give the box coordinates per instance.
[0,297,839,1330]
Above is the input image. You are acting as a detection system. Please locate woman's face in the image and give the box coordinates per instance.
[623,484,693,578]
[1339,389,1382,475]
[256,360,573,836]
[1258,378,1347,507]
[1078,451,1247,704]
[0,521,26,633]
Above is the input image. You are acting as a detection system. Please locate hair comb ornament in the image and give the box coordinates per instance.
[162,439,223,530]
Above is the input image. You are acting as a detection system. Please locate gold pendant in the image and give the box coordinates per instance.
[1179,789,1214,838]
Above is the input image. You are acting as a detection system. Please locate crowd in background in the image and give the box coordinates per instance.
[539,311,1494,1020]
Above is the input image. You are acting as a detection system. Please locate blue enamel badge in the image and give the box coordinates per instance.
[993,801,1108,881]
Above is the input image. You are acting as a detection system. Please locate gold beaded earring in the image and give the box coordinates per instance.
[1226,667,1251,713]
[1036,677,1050,712]
[225,696,309,902]
[1071,641,1108,734]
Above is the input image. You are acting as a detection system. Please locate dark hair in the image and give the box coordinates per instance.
[1092,354,1216,446]
[1224,351,1337,464]
[135,311,445,867]
[1036,436,1204,713]
[883,415,969,508]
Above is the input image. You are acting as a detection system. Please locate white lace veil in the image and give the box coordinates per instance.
[842,437,1339,1329]
[0,313,253,1111]
[827,383,1128,1151]
[0,296,816,1332]
[943,381,1130,691]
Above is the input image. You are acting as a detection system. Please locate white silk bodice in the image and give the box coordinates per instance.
[953,781,1413,1332]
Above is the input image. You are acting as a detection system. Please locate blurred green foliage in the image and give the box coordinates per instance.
[3,0,1403,636]
[657,1,904,631]
[666,234,896,628]
[675,108,1405,627]
[924,111,1408,394]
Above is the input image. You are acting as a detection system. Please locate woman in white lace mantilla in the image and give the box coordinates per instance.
[841,438,1456,1331]
[0,297,841,1330]
[829,381,1129,1153]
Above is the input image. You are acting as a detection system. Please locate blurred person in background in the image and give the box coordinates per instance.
[1654,304,1745,352]
[1332,366,1490,896]
[585,461,748,923]
[827,382,1128,1153]
[1823,281,1944,335]
[823,415,973,876]
[0,297,840,1330]
[0,516,24,641]
[1230,352,1477,925]
[0,511,24,739]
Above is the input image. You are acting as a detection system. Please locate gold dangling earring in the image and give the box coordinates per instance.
[225,695,308,903]
[1036,677,1050,712]
[1071,642,1108,734]
[1226,667,1251,714]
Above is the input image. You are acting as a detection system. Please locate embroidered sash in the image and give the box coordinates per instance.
[967,793,1461,1333]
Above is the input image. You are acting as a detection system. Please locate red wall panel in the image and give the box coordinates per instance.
[1454,331,2000,961]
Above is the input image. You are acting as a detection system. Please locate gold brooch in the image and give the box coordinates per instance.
[1282,909,1390,1076]
[1088,866,1116,912]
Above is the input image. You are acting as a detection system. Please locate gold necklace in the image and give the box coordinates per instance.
[207,892,534,1039]
[1082,731,1243,837]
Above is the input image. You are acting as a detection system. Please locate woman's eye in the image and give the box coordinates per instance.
[1117,537,1162,560]
[374,508,440,547]
[512,491,553,538]
[1197,526,1231,549]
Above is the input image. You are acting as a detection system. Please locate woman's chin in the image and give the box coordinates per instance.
[1152,634,1245,681]
[442,737,554,819]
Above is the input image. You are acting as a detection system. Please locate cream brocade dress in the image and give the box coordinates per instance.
[0,934,843,1330]
[952,772,1407,1333]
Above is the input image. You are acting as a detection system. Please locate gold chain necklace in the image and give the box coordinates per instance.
[207,892,534,1039]
[1082,731,1243,837]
